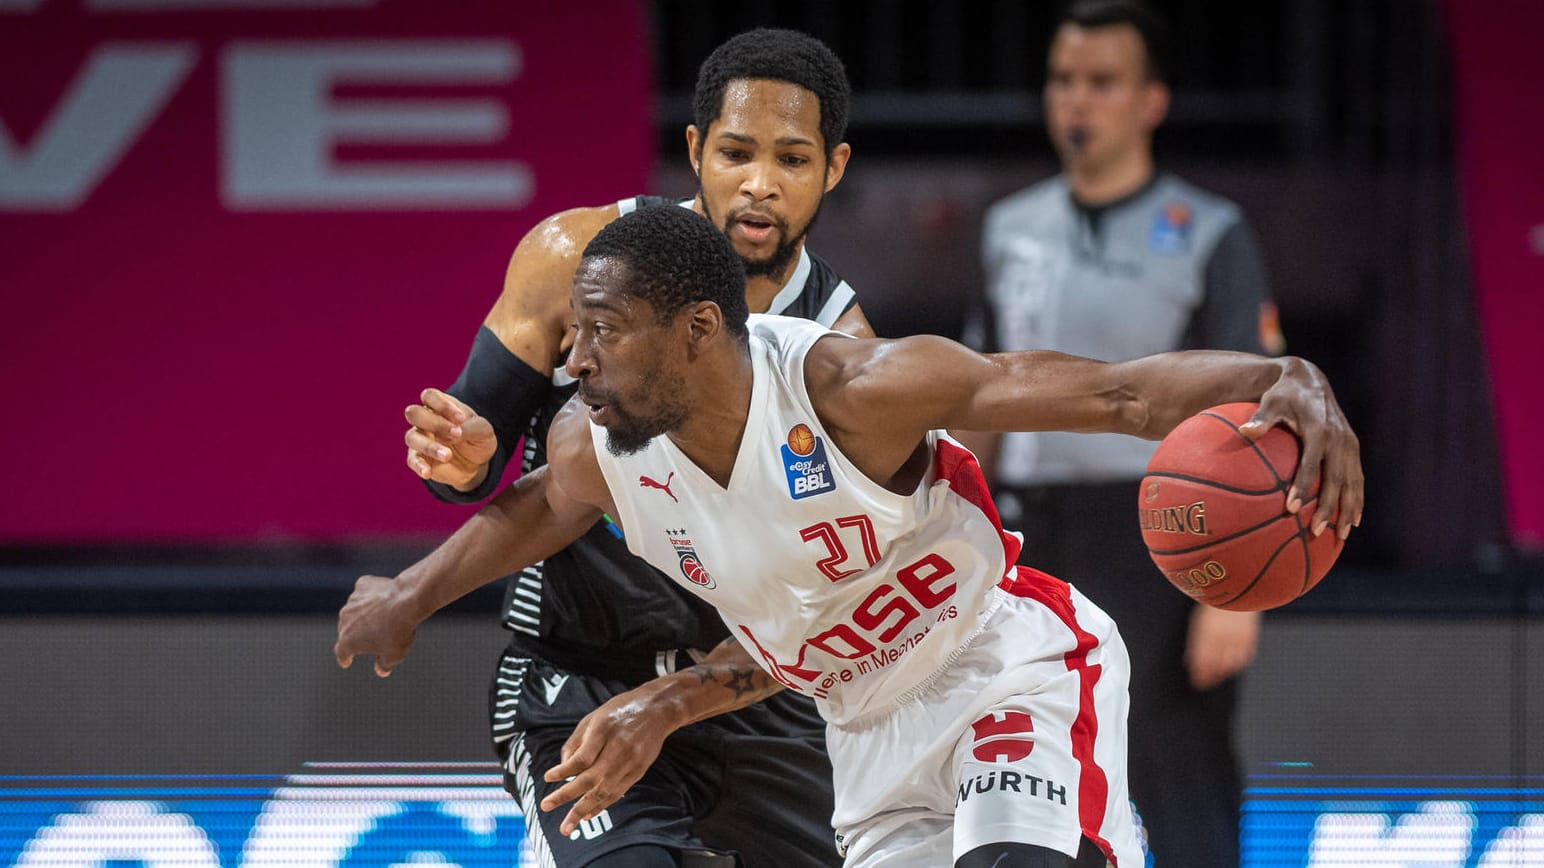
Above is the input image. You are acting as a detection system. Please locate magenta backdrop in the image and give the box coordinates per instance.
[1445,0,1544,549]
[0,0,653,542]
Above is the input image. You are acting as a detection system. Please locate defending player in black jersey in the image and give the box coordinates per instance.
[335,29,867,868]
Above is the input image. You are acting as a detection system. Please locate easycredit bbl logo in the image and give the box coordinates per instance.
[781,423,836,500]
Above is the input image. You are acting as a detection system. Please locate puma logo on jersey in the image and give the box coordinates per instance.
[639,472,678,502]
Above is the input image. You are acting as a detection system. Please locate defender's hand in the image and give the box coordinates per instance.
[1240,359,1364,540]
[539,689,679,837]
[1185,606,1261,691]
[335,574,418,677]
[404,388,497,490]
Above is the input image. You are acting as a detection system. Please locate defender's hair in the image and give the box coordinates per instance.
[692,27,851,158]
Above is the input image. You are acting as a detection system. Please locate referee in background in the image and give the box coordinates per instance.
[964,2,1284,864]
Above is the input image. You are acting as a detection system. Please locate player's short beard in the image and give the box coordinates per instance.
[700,189,824,279]
[604,404,685,456]
[581,376,690,457]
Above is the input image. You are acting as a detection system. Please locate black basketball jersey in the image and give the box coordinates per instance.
[497,194,858,683]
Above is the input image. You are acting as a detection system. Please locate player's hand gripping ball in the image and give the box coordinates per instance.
[1139,402,1344,611]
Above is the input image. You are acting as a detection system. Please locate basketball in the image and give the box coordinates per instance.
[1139,402,1343,611]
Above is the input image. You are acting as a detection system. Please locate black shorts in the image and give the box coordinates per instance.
[491,651,841,868]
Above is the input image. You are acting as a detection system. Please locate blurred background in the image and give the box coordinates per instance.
[1,1,1540,866]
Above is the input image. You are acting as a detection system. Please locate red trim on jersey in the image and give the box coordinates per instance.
[999,566,1119,867]
[934,439,1118,863]
[933,439,1022,565]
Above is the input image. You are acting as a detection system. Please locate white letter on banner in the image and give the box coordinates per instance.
[223,40,531,210]
[1476,814,1544,867]
[0,44,196,209]
[14,801,221,868]
[240,797,400,868]
[1306,801,1474,867]
[437,797,526,838]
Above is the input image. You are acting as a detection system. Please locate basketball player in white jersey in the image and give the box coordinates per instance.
[362,206,1363,866]
[338,29,865,868]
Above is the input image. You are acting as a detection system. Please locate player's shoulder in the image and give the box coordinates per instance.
[800,329,963,444]
[984,175,1069,225]
[545,395,607,503]
[802,247,857,296]
[490,201,625,338]
[981,176,1071,253]
[519,202,624,258]
[748,312,837,350]
[528,194,691,253]
[774,247,861,328]
[803,247,844,285]
[752,314,856,384]
[1151,173,1244,227]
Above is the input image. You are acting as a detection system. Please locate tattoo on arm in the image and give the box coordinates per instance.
[688,664,775,701]
[686,636,778,703]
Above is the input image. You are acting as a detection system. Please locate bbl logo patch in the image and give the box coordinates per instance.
[780,423,836,500]
[665,528,715,589]
[1149,200,1193,254]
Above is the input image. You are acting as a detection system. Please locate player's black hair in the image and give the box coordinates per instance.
[692,27,851,159]
[582,206,750,338]
[1058,0,1172,83]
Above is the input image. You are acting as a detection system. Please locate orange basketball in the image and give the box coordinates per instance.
[787,424,816,456]
[1139,402,1343,611]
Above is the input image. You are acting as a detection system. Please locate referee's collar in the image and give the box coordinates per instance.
[1068,171,1164,218]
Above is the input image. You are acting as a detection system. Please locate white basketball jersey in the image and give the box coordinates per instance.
[591,315,1029,725]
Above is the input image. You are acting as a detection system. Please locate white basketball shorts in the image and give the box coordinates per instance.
[827,572,1142,867]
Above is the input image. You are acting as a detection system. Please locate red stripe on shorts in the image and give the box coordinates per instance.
[934,438,1119,864]
[998,565,1119,867]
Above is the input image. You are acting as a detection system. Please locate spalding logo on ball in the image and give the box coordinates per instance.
[1139,402,1343,611]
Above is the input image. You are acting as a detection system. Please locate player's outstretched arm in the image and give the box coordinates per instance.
[539,635,784,836]
[409,205,619,502]
[1112,349,1363,537]
[813,335,1362,539]
[335,463,600,676]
